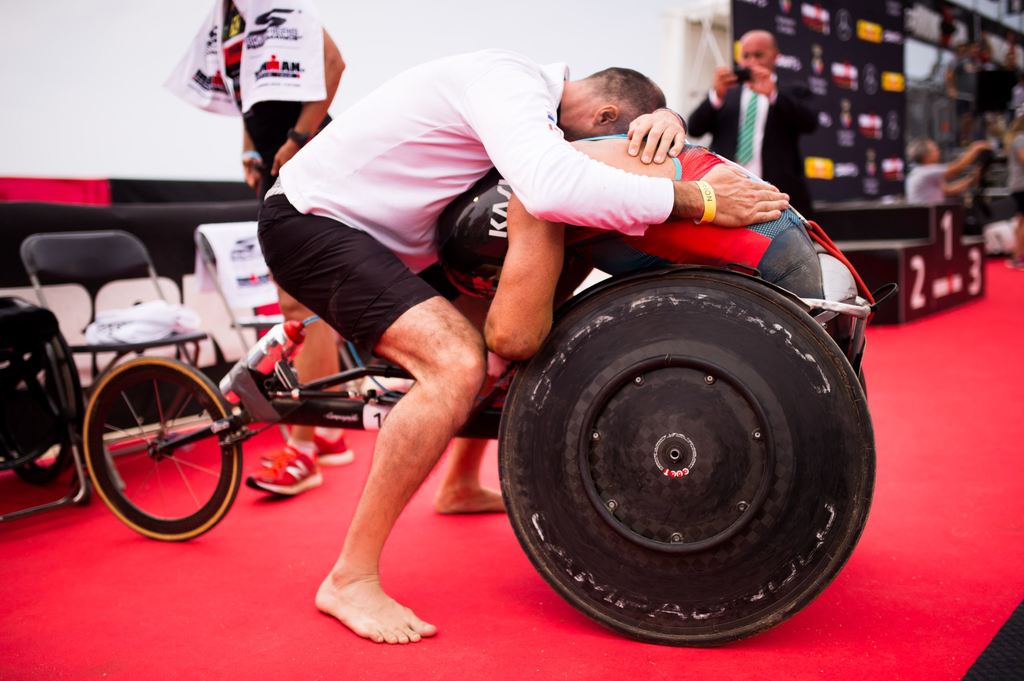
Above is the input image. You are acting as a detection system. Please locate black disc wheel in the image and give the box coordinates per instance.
[499,268,874,645]
[83,357,243,541]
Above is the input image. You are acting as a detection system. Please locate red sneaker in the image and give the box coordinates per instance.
[246,445,322,495]
[314,430,355,467]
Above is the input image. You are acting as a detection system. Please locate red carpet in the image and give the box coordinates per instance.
[2,260,1022,680]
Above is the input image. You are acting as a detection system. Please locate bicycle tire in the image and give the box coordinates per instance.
[83,357,242,541]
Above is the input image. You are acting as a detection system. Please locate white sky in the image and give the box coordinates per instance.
[3,0,690,180]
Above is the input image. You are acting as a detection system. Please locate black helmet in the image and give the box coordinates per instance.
[436,169,511,297]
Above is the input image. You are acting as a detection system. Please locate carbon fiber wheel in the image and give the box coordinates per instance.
[499,268,874,645]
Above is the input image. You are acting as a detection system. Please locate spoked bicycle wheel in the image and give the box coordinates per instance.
[84,357,243,541]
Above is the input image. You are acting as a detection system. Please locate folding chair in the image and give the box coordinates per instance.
[19,230,207,382]
[194,221,282,349]
[0,297,89,520]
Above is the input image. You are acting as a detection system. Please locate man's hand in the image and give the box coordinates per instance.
[672,163,789,226]
[747,64,776,98]
[627,109,686,164]
[967,140,992,158]
[242,156,262,190]
[271,138,302,176]
[713,66,738,100]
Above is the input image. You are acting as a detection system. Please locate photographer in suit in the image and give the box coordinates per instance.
[688,30,818,215]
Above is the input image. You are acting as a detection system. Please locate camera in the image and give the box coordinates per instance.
[975,147,995,168]
[734,67,752,84]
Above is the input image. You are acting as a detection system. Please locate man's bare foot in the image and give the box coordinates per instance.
[315,575,437,644]
[434,485,506,514]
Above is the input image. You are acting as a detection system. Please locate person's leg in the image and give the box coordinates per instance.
[260,195,486,642]
[278,288,352,463]
[756,215,825,299]
[246,288,352,495]
[431,294,504,514]
[315,296,486,643]
[434,438,505,514]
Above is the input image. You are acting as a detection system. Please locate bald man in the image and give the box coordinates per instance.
[688,30,818,215]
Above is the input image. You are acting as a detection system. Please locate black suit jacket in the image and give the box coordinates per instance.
[688,81,818,216]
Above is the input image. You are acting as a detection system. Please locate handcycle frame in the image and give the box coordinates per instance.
[144,266,874,465]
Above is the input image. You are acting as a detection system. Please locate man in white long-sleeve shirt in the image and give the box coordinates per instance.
[258,49,789,645]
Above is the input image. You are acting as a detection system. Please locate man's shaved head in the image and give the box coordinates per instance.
[739,30,778,72]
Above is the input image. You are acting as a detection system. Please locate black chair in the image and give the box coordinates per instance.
[19,230,206,381]
[0,297,89,520]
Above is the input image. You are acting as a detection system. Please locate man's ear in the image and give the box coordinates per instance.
[593,105,620,128]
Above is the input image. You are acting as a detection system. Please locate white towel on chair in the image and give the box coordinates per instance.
[85,301,201,345]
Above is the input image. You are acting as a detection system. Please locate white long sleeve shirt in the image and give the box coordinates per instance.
[279,49,674,271]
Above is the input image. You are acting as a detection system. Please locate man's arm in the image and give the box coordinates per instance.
[942,168,980,197]
[462,61,786,233]
[485,195,564,361]
[241,127,262,189]
[270,30,345,174]
[944,140,990,180]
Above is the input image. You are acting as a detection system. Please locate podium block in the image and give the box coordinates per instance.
[815,203,986,324]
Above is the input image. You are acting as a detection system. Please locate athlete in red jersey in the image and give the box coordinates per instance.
[479,136,824,359]
[565,136,823,302]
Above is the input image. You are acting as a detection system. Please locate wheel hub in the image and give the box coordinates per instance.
[579,357,775,554]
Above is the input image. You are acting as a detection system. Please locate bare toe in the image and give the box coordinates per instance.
[317,575,436,644]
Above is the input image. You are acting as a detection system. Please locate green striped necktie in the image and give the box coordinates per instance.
[736,89,759,165]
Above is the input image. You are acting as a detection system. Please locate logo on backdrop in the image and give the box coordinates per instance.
[832,62,859,90]
[776,14,798,35]
[863,63,879,95]
[882,157,905,181]
[812,44,824,74]
[883,29,903,44]
[255,55,303,80]
[818,111,833,128]
[836,9,854,41]
[886,111,901,140]
[864,149,880,195]
[805,156,835,179]
[839,98,856,146]
[776,53,803,71]
[857,20,883,43]
[835,162,859,178]
[882,71,905,92]
[802,3,830,34]
[858,113,883,139]
[779,0,792,13]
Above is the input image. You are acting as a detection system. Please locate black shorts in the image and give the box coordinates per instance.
[258,194,442,350]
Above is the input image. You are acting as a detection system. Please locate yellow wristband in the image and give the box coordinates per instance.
[694,180,716,224]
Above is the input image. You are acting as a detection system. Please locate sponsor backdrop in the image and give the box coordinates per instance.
[732,0,906,204]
